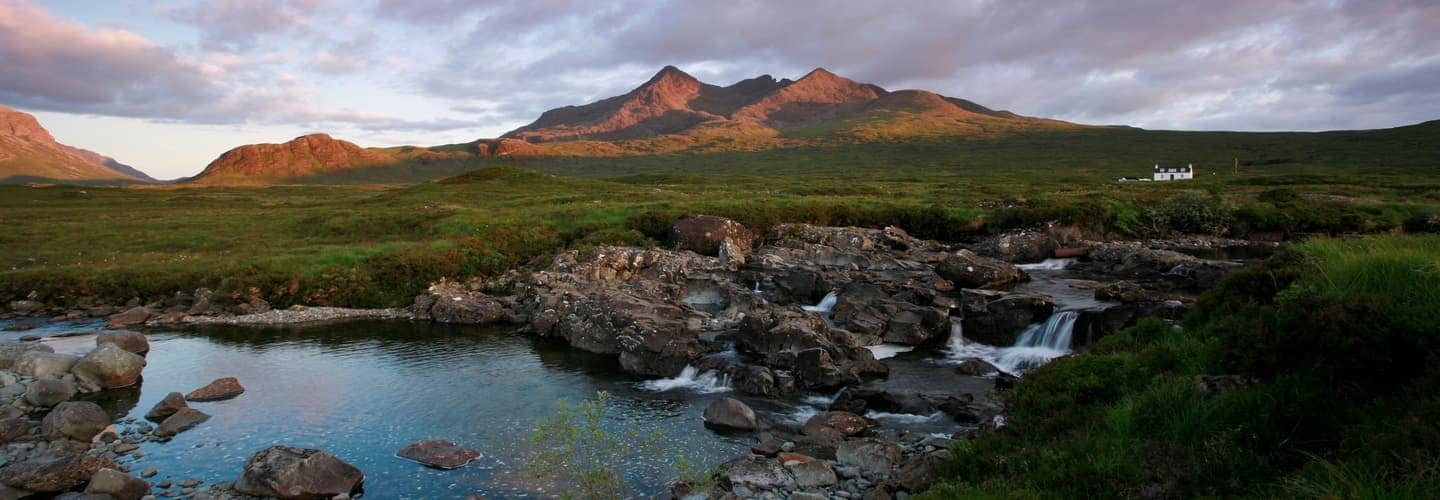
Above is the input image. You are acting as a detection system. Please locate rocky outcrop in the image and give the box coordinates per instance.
[936,250,1025,289]
[234,446,365,499]
[959,290,1055,346]
[1085,242,1196,275]
[396,440,480,470]
[669,214,754,265]
[973,224,1084,262]
[413,281,511,324]
[831,282,949,346]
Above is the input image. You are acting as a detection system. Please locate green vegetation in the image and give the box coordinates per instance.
[2,123,1438,308]
[526,391,658,499]
[922,235,1440,498]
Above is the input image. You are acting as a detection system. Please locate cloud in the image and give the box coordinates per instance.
[160,0,330,51]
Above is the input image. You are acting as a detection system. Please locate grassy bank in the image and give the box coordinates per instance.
[922,234,1440,498]
[2,130,1438,309]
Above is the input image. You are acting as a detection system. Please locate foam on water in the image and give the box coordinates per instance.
[802,291,839,315]
[865,411,945,424]
[1016,258,1076,271]
[639,365,732,394]
[943,312,1079,376]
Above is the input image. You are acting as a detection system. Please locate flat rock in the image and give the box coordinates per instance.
[395,440,480,469]
[144,392,189,422]
[186,377,244,402]
[718,456,791,490]
[233,445,364,499]
[155,408,210,438]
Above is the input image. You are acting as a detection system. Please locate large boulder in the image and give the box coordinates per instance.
[803,411,869,437]
[105,307,152,329]
[0,445,114,492]
[72,343,147,390]
[24,377,76,407]
[0,416,30,443]
[84,468,150,500]
[717,456,791,492]
[972,224,1083,262]
[836,438,903,476]
[785,456,838,488]
[832,282,949,346]
[144,392,189,422]
[41,401,110,441]
[395,440,480,470]
[233,446,365,499]
[0,342,53,370]
[96,331,149,356]
[669,215,754,258]
[937,250,1025,289]
[703,397,758,431]
[187,377,245,401]
[12,350,79,378]
[155,408,210,438]
[896,449,952,492]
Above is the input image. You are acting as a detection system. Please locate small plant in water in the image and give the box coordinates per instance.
[526,391,657,499]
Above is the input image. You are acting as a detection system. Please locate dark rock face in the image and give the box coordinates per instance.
[896,449,951,492]
[704,397,758,431]
[1085,242,1195,275]
[96,331,149,355]
[973,224,1084,262]
[959,290,1055,346]
[42,401,110,441]
[669,214,754,259]
[234,446,364,499]
[155,408,210,438]
[416,281,511,324]
[831,282,949,346]
[0,445,114,492]
[144,392,189,422]
[84,468,151,500]
[953,358,1001,377]
[395,440,480,470]
[186,377,245,402]
[936,250,1025,289]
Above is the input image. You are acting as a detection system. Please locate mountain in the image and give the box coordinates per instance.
[502,66,1071,144]
[188,133,479,185]
[0,104,152,184]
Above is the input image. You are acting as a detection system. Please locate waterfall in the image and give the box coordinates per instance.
[1016,258,1076,271]
[802,291,839,315]
[639,366,731,394]
[943,311,1080,376]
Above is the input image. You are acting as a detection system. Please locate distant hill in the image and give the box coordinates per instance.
[187,133,482,185]
[0,104,153,184]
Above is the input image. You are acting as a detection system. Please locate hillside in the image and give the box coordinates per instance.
[187,133,479,185]
[0,104,152,184]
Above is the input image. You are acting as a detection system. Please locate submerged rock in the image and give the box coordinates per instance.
[395,440,480,470]
[703,397,758,431]
[186,377,244,401]
[233,445,364,499]
[155,408,210,438]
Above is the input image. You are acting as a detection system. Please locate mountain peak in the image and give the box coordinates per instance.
[0,103,56,143]
[1,103,150,183]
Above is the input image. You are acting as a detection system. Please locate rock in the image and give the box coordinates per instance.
[668,214,754,258]
[836,438,903,476]
[3,322,38,331]
[0,484,34,500]
[105,307,152,329]
[959,290,1055,346]
[8,300,44,315]
[786,458,838,488]
[703,397,758,431]
[0,445,114,492]
[42,401,110,441]
[72,343,147,390]
[141,467,157,478]
[12,350,79,378]
[1086,242,1195,275]
[953,358,1001,377]
[717,456,791,491]
[896,449,951,492]
[0,342,53,370]
[936,250,1025,289]
[186,377,244,402]
[96,331,149,356]
[803,411,869,437]
[18,334,40,341]
[395,440,480,470]
[24,378,76,407]
[0,417,30,443]
[144,392,189,422]
[419,281,510,325]
[155,408,210,438]
[233,445,364,499]
[972,225,1082,263]
[85,468,150,500]
[832,282,949,346]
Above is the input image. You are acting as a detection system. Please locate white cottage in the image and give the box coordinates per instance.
[1153,164,1194,181]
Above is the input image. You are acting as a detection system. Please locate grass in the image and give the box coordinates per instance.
[921,234,1440,498]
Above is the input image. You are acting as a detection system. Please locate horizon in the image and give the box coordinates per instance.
[3,0,1438,179]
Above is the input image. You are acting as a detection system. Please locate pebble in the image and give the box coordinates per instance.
[157,479,172,488]
[179,478,199,487]
[142,466,158,477]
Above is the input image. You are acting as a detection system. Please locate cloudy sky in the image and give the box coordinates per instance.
[2,0,1437,179]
